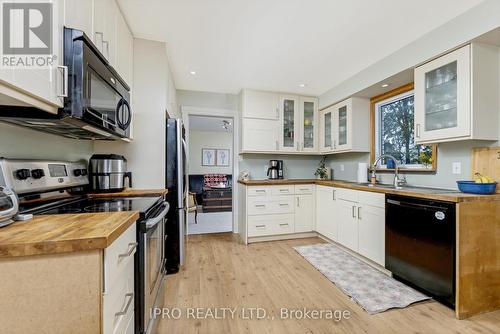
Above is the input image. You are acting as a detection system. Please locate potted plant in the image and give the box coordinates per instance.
[314,156,330,180]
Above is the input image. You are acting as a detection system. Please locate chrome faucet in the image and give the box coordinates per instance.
[371,154,406,189]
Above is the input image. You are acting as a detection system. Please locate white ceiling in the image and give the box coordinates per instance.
[118,0,485,95]
[189,115,233,132]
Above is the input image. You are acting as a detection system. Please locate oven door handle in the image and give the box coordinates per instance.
[145,202,170,229]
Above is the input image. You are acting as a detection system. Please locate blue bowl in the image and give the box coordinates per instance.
[456,181,497,194]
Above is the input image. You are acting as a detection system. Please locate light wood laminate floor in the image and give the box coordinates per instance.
[155,233,500,334]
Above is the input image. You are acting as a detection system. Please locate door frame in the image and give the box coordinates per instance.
[181,106,240,233]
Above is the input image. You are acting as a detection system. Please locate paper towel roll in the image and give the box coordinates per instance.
[357,163,368,183]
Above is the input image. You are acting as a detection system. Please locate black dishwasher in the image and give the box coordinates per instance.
[385,195,455,308]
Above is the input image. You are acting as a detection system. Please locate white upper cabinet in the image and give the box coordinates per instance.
[320,97,370,154]
[242,89,279,119]
[299,97,319,152]
[415,43,499,144]
[93,0,119,66]
[279,95,299,151]
[240,89,318,154]
[115,12,134,87]
[64,0,94,39]
[319,106,333,152]
[0,0,65,113]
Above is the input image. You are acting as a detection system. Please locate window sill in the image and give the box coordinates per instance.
[374,168,436,174]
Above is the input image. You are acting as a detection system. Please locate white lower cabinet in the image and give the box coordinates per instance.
[357,204,385,266]
[103,223,136,334]
[245,185,315,240]
[315,185,338,240]
[294,193,314,233]
[337,199,359,251]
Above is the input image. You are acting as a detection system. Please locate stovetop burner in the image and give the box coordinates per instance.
[25,196,162,216]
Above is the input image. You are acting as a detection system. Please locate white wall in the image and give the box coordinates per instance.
[93,38,170,189]
[188,130,232,174]
[0,122,93,161]
[178,90,239,110]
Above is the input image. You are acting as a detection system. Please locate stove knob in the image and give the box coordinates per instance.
[31,169,45,179]
[15,169,31,180]
[73,169,82,177]
[81,169,88,176]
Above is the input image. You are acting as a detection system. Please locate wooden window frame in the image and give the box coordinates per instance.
[370,83,437,173]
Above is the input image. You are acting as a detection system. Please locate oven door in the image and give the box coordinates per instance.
[143,202,169,333]
[85,67,132,138]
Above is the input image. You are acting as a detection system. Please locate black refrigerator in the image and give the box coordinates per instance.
[165,118,187,274]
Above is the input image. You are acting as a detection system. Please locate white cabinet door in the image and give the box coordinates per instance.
[299,97,318,152]
[65,0,94,39]
[279,95,299,152]
[337,199,358,251]
[319,106,334,153]
[94,0,118,65]
[241,118,278,152]
[315,186,337,240]
[242,90,279,120]
[333,100,352,152]
[116,12,133,86]
[415,45,471,143]
[357,204,385,266]
[294,194,314,233]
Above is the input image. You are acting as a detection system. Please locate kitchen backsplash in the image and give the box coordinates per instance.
[239,154,322,180]
[325,141,496,190]
[0,123,93,161]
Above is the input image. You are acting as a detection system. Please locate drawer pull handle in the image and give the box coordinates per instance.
[299,188,308,191]
[279,189,289,192]
[279,223,289,226]
[115,292,134,317]
[118,242,138,259]
[255,190,266,193]
[255,204,266,208]
[256,225,266,228]
[279,203,289,206]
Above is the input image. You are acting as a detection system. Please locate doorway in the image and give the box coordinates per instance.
[185,114,234,235]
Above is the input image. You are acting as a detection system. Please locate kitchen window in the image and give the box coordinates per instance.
[371,84,437,172]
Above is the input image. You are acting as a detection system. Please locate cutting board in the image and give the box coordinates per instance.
[471,147,500,193]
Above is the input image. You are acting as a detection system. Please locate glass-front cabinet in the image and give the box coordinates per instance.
[320,105,334,153]
[335,104,350,151]
[279,95,299,151]
[414,45,471,143]
[299,97,318,152]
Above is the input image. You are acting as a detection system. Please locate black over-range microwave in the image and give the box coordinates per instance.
[0,28,132,140]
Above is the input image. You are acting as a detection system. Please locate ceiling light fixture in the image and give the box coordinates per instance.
[221,120,232,130]
[189,70,197,75]
[381,83,390,88]
[299,83,307,88]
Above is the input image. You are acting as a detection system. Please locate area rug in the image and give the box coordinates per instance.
[294,243,431,314]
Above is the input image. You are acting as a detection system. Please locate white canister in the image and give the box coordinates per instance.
[357,163,368,183]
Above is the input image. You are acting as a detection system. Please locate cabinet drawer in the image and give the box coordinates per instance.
[248,196,294,215]
[248,214,294,237]
[358,190,385,209]
[103,257,135,334]
[294,184,314,194]
[248,187,271,197]
[336,188,358,202]
[104,223,137,291]
[270,185,295,196]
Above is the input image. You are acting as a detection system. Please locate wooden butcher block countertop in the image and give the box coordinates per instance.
[88,188,168,198]
[0,211,139,258]
[238,179,500,203]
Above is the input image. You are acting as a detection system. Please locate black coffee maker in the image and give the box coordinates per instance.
[267,160,284,179]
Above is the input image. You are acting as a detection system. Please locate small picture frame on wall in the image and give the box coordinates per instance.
[217,149,230,166]
[202,149,216,166]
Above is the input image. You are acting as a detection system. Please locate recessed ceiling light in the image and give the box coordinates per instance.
[381,83,390,88]
[189,70,197,75]
[299,83,307,88]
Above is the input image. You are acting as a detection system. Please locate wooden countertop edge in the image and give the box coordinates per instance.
[87,188,168,198]
[0,211,140,258]
[238,179,500,203]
